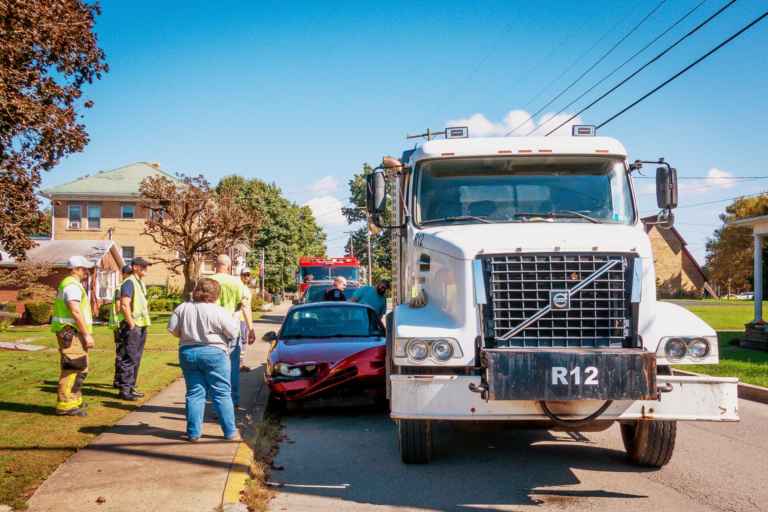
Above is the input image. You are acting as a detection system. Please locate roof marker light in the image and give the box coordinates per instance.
[595,149,610,153]
[497,150,513,154]
[441,152,455,156]
[518,149,532,153]
[572,125,596,137]
[445,126,469,139]
[538,149,552,153]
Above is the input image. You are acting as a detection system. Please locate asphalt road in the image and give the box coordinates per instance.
[268,399,768,512]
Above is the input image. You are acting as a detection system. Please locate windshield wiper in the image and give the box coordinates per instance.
[421,215,492,225]
[511,211,601,224]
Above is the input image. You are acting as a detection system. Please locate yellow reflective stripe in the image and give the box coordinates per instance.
[56,397,83,411]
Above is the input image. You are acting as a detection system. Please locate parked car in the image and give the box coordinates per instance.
[264,302,386,404]
[301,281,359,304]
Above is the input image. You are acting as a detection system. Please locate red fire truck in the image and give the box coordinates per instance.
[297,256,363,294]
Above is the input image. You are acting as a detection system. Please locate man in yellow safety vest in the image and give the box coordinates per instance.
[114,257,152,401]
[210,254,255,408]
[51,256,95,416]
[109,264,132,388]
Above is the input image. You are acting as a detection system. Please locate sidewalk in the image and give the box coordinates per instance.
[25,302,291,512]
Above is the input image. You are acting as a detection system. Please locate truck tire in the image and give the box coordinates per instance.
[620,420,676,467]
[398,419,432,464]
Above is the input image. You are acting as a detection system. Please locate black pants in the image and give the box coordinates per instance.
[113,330,121,387]
[115,323,147,394]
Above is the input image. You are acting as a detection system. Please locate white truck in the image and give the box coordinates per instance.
[365,127,739,466]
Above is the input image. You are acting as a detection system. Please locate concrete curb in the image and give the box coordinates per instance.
[673,369,768,405]
[221,366,272,508]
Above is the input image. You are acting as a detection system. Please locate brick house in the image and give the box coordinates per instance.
[41,162,182,286]
[0,239,124,315]
[642,215,716,298]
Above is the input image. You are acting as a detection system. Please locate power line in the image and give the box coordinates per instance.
[544,0,737,136]
[641,191,767,215]
[537,0,706,135]
[597,8,768,129]
[506,0,668,136]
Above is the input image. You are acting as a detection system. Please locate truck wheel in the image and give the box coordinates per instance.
[620,420,676,467]
[398,419,432,464]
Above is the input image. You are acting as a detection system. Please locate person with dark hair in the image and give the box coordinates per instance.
[110,264,133,389]
[168,278,240,442]
[350,280,391,317]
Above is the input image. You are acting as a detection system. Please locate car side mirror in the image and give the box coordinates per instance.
[656,166,678,210]
[262,331,278,342]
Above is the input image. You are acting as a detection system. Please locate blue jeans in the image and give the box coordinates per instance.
[179,345,236,439]
[230,343,241,407]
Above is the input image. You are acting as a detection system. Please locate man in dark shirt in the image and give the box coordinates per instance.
[323,276,347,301]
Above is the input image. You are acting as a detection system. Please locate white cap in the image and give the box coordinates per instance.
[67,255,94,269]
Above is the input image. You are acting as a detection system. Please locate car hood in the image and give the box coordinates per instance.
[274,337,385,365]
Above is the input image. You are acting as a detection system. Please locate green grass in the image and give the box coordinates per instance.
[673,300,768,388]
[0,315,181,509]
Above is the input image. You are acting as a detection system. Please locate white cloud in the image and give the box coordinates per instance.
[303,195,346,227]
[446,109,583,138]
[308,175,338,195]
[705,168,736,189]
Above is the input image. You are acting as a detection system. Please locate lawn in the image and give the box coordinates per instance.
[670,300,768,387]
[0,315,181,510]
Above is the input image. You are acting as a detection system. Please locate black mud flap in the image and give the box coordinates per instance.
[485,349,657,401]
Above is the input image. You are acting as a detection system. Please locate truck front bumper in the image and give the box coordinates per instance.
[390,374,739,422]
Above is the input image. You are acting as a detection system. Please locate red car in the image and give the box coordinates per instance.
[264,302,386,404]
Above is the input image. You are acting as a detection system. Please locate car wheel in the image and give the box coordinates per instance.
[398,419,432,464]
[620,420,676,467]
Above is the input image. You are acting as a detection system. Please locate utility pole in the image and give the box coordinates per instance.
[345,231,356,258]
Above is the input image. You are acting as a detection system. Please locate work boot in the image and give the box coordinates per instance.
[119,391,139,401]
[56,407,87,417]
[130,388,145,397]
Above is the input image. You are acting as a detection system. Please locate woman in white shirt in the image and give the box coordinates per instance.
[168,278,240,441]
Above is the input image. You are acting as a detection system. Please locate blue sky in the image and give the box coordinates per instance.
[43,0,768,259]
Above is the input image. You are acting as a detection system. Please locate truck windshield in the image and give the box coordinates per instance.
[300,266,331,281]
[415,157,635,225]
[331,267,359,281]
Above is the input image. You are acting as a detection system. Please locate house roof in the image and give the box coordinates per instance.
[727,214,768,227]
[41,162,178,198]
[0,240,124,269]
[641,214,711,287]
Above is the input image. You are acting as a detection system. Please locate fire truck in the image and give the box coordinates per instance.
[297,256,363,294]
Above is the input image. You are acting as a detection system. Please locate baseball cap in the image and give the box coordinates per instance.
[131,257,152,267]
[67,255,94,269]
[240,268,252,275]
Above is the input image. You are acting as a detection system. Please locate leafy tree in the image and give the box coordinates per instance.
[705,194,768,294]
[342,164,392,283]
[217,176,326,293]
[0,0,107,257]
[139,174,257,296]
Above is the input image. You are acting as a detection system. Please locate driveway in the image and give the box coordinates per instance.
[269,399,768,511]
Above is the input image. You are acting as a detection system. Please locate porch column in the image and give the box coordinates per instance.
[756,234,764,322]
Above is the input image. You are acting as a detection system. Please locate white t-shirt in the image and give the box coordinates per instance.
[62,284,83,303]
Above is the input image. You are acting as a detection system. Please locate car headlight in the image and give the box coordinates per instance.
[664,338,687,360]
[275,363,302,377]
[431,339,453,361]
[687,338,710,358]
[406,340,429,361]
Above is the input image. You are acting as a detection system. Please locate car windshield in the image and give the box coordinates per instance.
[415,156,635,225]
[281,306,384,339]
[305,284,358,303]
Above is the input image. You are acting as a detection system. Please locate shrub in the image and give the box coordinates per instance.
[0,311,19,331]
[0,302,17,314]
[24,301,53,325]
[17,284,55,302]
[147,284,183,302]
[150,298,182,313]
[251,294,264,311]
[98,303,112,322]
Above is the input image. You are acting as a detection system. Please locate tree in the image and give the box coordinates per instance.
[342,164,392,283]
[217,176,326,293]
[0,0,108,257]
[705,194,768,294]
[139,174,256,296]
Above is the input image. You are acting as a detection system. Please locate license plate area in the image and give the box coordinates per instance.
[485,349,656,401]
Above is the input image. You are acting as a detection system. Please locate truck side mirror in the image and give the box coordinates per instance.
[656,166,678,210]
[366,171,386,216]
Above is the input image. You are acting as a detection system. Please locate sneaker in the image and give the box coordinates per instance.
[130,388,145,397]
[181,434,200,442]
[119,392,140,401]
[225,432,242,441]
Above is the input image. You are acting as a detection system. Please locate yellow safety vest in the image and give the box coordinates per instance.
[51,276,93,334]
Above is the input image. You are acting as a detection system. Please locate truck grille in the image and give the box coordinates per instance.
[483,253,631,348]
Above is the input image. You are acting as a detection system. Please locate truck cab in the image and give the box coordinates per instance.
[366,130,738,466]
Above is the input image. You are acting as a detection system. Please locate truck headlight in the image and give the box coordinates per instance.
[406,340,429,361]
[431,339,454,361]
[664,338,687,360]
[688,338,710,358]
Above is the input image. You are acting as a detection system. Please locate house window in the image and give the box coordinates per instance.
[122,246,134,264]
[68,204,82,229]
[87,204,101,229]
[121,204,135,219]
[96,270,117,300]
